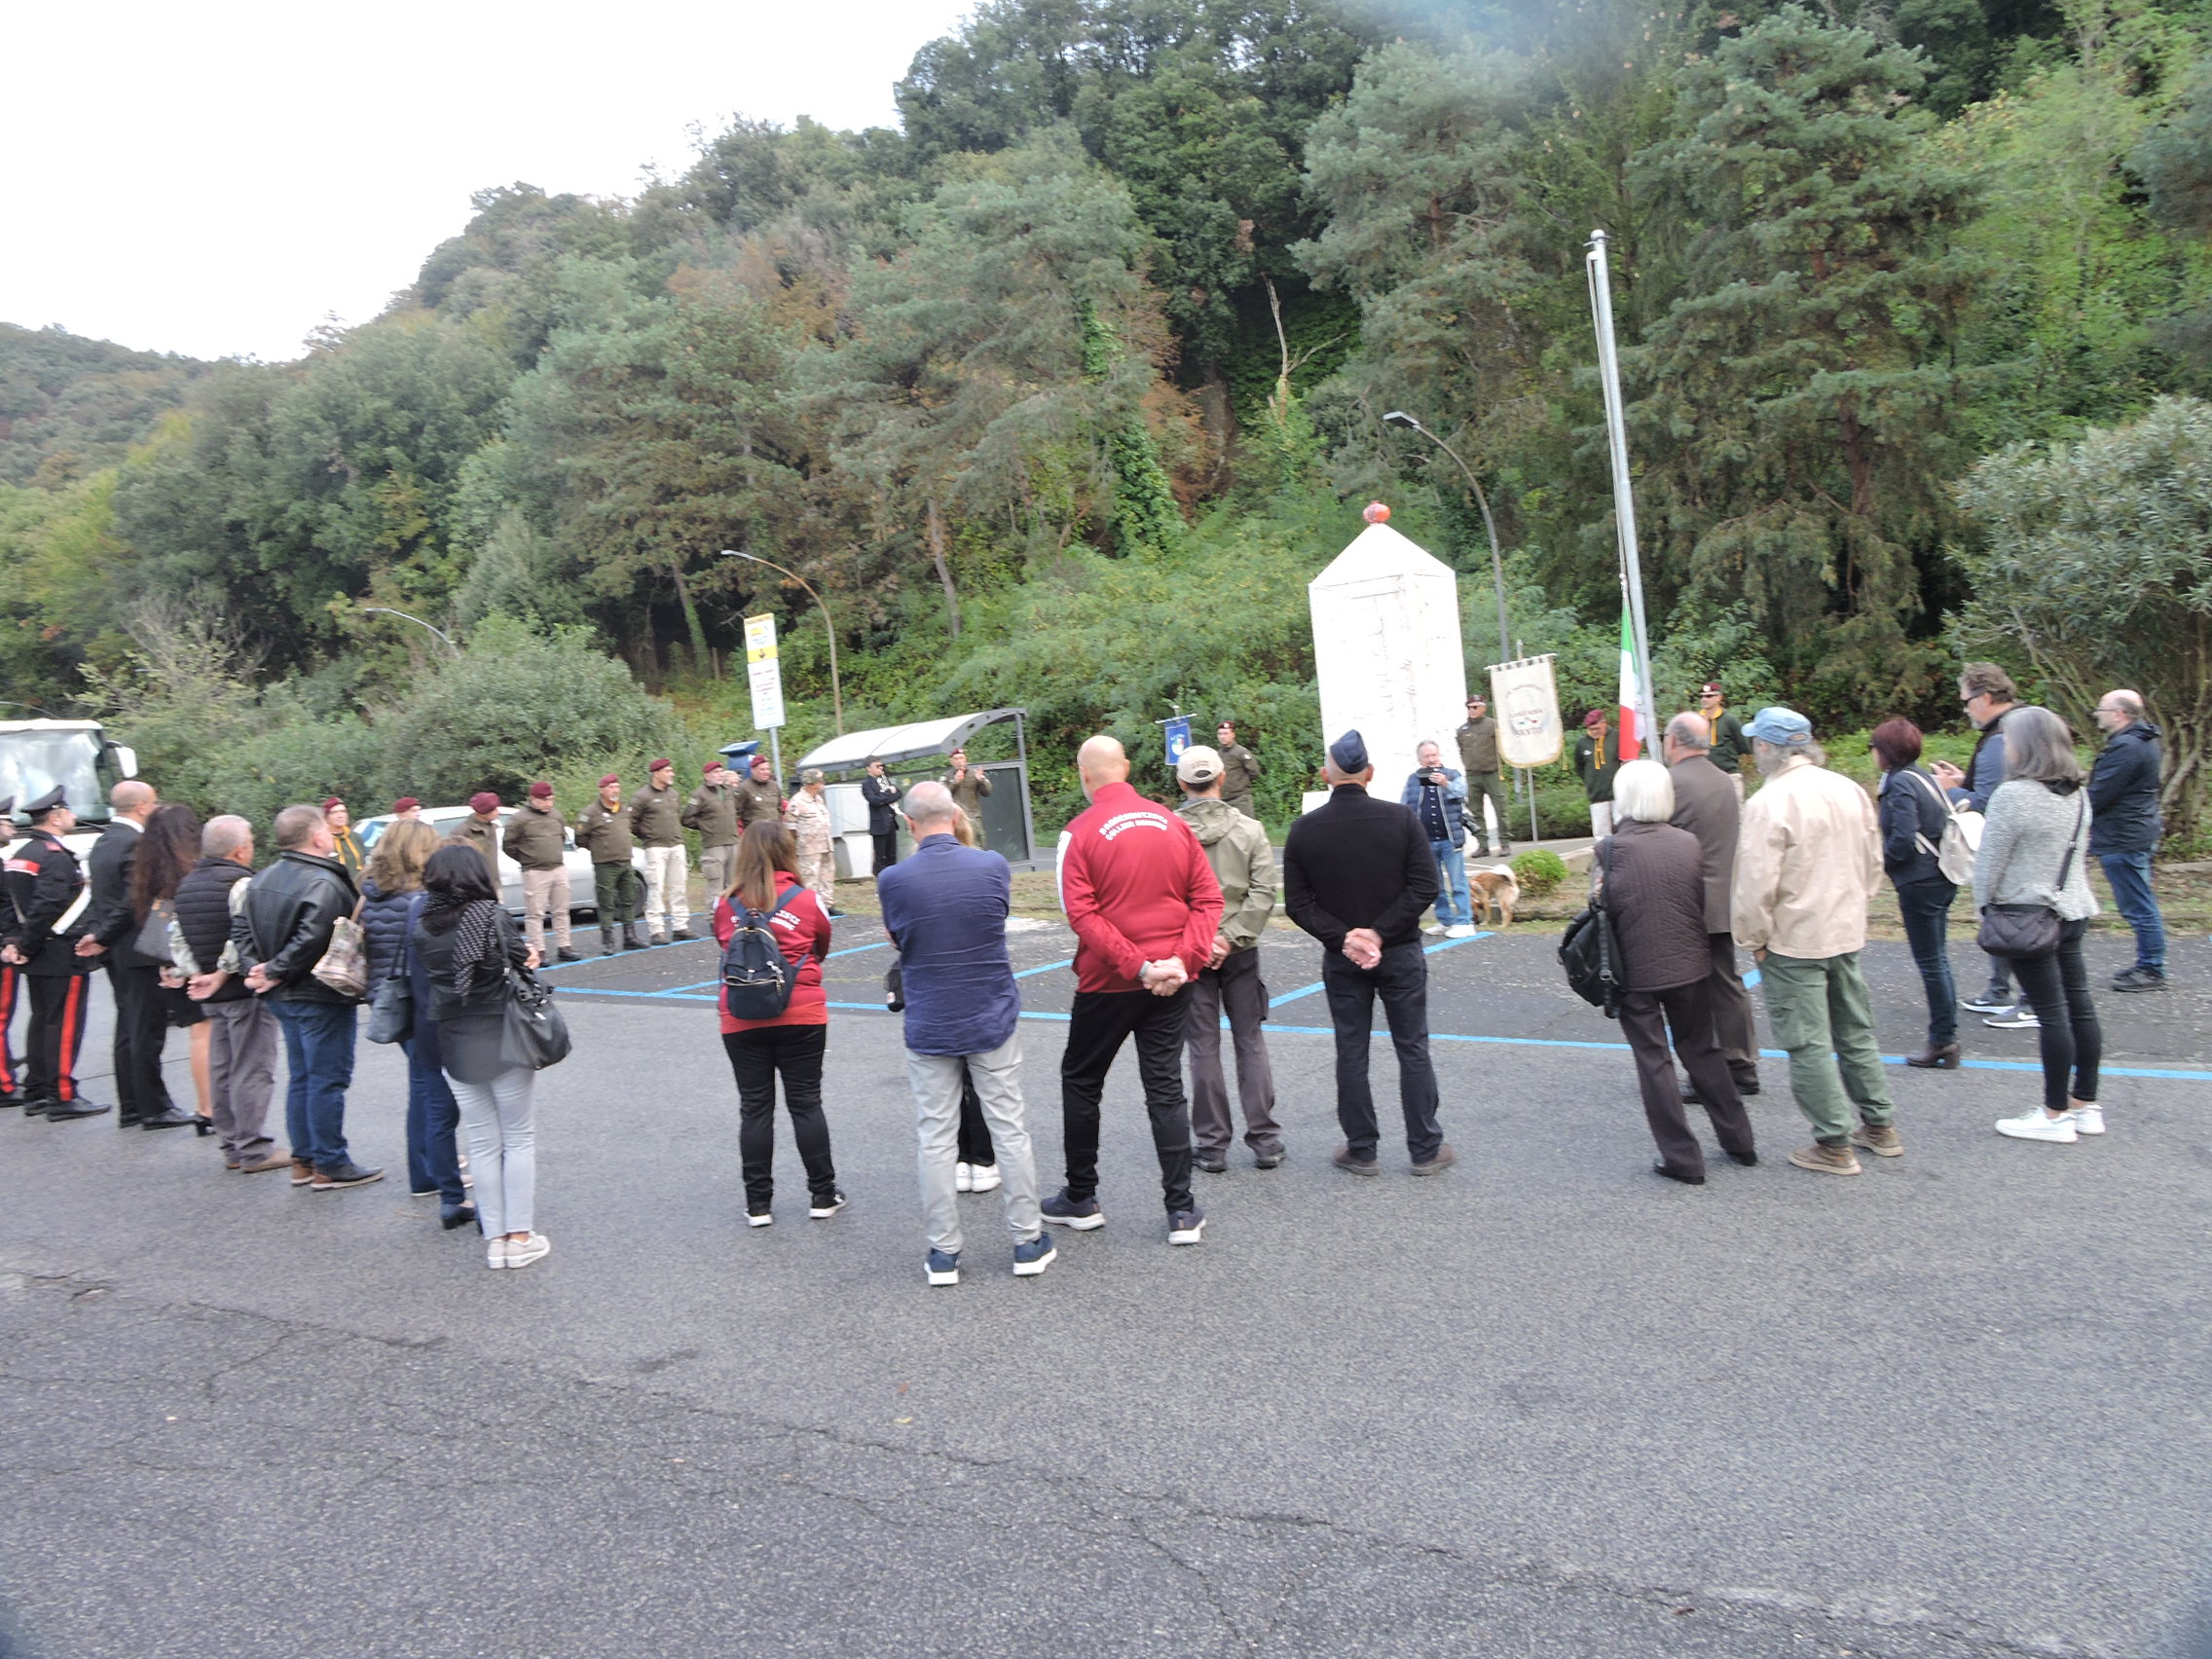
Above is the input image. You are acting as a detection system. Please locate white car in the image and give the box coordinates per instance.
[356,805,644,918]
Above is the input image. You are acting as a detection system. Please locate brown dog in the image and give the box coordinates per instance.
[1467,865,1519,929]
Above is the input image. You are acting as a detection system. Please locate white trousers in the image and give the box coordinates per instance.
[641,843,688,936]
[451,1066,536,1238]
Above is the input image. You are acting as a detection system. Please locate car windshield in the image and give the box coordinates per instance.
[0,729,109,825]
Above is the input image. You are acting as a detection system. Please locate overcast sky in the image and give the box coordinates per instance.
[7,1,977,363]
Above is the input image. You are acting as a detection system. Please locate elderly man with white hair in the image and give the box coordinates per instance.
[177,816,286,1172]
[1732,708,1899,1177]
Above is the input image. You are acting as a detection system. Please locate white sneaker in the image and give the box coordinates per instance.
[505,1233,553,1269]
[1443,924,1477,939]
[747,1211,773,1228]
[2068,1104,2106,1135]
[968,1163,1002,1194]
[486,1238,507,1270]
[1421,922,1447,936]
[1996,1109,2078,1143]
[955,1162,974,1194]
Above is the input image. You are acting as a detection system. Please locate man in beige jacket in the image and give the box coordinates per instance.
[1731,707,1900,1176]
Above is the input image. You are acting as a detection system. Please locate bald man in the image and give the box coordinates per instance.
[83,780,195,1128]
[1044,736,1223,1245]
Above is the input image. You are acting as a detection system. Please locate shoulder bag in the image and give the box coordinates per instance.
[1904,768,1980,885]
[1559,839,1623,1018]
[1976,793,2085,961]
[312,896,370,999]
[499,964,572,1070]
[134,898,177,966]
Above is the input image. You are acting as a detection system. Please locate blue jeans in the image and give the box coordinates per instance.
[402,1037,465,1203]
[2098,852,2165,971]
[272,999,357,1171]
[1893,877,1958,1047]
[1429,841,1470,928]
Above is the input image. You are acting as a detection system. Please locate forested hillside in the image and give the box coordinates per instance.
[5,0,2208,834]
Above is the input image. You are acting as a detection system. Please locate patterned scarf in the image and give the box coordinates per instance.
[421,894,506,996]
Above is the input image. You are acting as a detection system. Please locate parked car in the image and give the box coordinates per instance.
[356,805,645,918]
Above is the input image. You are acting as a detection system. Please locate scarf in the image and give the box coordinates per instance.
[421,894,507,997]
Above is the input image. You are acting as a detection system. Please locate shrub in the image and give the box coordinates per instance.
[1512,847,1568,897]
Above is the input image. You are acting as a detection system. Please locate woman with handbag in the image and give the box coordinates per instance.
[1974,708,2104,1143]
[362,820,473,1233]
[413,845,547,1268]
[1871,719,1962,1070]
[715,819,842,1229]
[130,803,213,1134]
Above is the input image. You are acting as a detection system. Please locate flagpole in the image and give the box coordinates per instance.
[1587,229,1659,748]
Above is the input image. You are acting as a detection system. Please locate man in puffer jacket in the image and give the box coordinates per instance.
[175,815,284,1172]
[1172,747,1282,1174]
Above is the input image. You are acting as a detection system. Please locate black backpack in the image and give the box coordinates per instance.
[1558,840,1623,1018]
[720,888,799,1019]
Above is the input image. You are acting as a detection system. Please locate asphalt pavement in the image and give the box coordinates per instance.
[4,912,2209,1659]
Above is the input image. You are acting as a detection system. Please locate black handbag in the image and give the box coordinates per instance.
[365,972,413,1046]
[498,966,572,1070]
[1559,840,1623,1017]
[1976,793,2084,962]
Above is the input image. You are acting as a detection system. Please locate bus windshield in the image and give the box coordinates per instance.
[0,729,110,825]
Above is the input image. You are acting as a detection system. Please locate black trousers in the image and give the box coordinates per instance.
[0,961,19,1097]
[1060,987,1196,1213]
[1320,943,1444,1161]
[957,1066,996,1166]
[871,831,900,874]
[24,972,92,1105]
[2012,918,2101,1113]
[722,1025,837,1209]
[1618,980,1756,1177]
[1704,932,1760,1080]
[106,960,174,1122]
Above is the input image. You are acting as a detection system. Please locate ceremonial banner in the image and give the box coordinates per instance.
[1163,716,1191,769]
[1491,654,1562,768]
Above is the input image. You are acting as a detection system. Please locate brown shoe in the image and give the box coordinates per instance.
[1851,1123,1904,1158]
[1788,1142,1862,1176]
[288,1158,316,1187]
[1904,1044,1961,1069]
[242,1151,294,1174]
[1411,1143,1458,1175]
[1331,1143,1381,1176]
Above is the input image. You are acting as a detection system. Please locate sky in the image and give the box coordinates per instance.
[6,0,977,363]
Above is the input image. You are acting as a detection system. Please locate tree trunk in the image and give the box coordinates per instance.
[669,563,709,669]
[926,498,961,641]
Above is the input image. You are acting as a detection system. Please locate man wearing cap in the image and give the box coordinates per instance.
[629,760,690,943]
[1455,694,1512,857]
[1173,745,1283,1172]
[1042,735,1222,1246]
[943,747,991,836]
[683,763,743,900]
[733,754,785,828]
[2,790,107,1119]
[1573,709,1622,838]
[81,780,196,1128]
[1282,731,1453,1175]
[391,798,423,822]
[1215,722,1261,821]
[787,770,838,912]
[322,798,365,879]
[577,774,645,953]
[453,793,503,892]
[1697,685,1751,796]
[862,758,903,874]
[1733,708,1899,1177]
[1402,740,1477,940]
[503,782,579,962]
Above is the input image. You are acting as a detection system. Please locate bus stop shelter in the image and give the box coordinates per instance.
[795,708,1040,873]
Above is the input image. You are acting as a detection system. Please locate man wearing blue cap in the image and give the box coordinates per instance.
[1282,731,1455,1175]
[1732,708,1899,1176]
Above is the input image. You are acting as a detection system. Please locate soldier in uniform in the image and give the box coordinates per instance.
[1698,683,1751,799]
[734,753,785,827]
[0,796,19,1106]
[1214,722,1261,821]
[682,763,743,900]
[944,747,992,835]
[1,790,108,1119]
[576,773,645,954]
[1454,694,1512,857]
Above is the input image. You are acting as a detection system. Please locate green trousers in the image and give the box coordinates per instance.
[593,862,643,927]
[1756,950,1895,1143]
[1464,771,1511,852]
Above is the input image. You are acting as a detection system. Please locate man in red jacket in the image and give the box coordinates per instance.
[1043,735,1224,1245]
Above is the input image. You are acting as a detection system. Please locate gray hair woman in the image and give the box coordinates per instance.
[1598,758,1757,1183]
[1976,707,2103,1143]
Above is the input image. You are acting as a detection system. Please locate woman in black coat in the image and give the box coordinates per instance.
[1599,760,1757,1184]
[1872,718,1962,1068]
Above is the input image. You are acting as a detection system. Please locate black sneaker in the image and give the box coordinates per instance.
[1166,1208,1205,1245]
[1195,1152,1229,1174]
[808,1191,847,1219]
[2112,965,2167,993]
[1041,1189,1104,1230]
[555,946,582,963]
[1252,1144,1286,1169]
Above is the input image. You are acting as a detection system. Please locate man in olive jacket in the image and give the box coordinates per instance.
[944,747,992,834]
[629,759,690,942]
[733,753,785,827]
[1214,721,1261,820]
[1174,746,1282,1172]
[452,793,503,891]
[577,773,645,953]
[1454,694,1512,856]
[682,763,742,902]
[503,781,577,962]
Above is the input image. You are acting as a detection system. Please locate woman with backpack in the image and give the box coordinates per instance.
[413,844,548,1270]
[1872,719,1963,1070]
[716,819,842,1229]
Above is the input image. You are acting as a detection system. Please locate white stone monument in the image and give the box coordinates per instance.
[1308,506,1468,804]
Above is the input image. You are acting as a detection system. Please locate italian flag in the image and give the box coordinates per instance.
[1616,606,1641,760]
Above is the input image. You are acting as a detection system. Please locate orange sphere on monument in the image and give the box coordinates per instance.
[1363,501,1390,524]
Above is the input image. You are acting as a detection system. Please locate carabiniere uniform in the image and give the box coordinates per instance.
[2,791,104,1118]
[0,795,18,1103]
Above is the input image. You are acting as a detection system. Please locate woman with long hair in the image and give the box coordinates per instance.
[132,801,211,1133]
[412,844,546,1268]
[363,820,473,1233]
[1977,707,2105,1143]
[1871,718,1962,1069]
[715,819,841,1228]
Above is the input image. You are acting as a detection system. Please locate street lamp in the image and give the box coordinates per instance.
[359,607,460,657]
[1382,411,1510,670]
[719,550,843,735]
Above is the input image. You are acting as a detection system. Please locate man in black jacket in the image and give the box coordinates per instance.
[862,757,903,874]
[178,815,286,1171]
[81,780,196,1129]
[1282,730,1453,1176]
[236,804,379,1189]
[2,790,107,1119]
[2091,689,2168,992]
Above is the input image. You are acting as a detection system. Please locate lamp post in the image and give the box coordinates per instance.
[1382,412,1510,669]
[359,607,460,657]
[719,550,843,735]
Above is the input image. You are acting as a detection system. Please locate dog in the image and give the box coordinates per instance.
[1467,865,1519,929]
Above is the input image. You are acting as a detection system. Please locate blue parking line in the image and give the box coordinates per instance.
[1013,958,1074,979]
[827,941,893,960]
[1269,931,1493,1010]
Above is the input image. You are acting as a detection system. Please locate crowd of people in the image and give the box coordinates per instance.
[0,662,2175,1282]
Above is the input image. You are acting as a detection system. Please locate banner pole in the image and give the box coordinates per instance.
[1587,229,1660,747]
